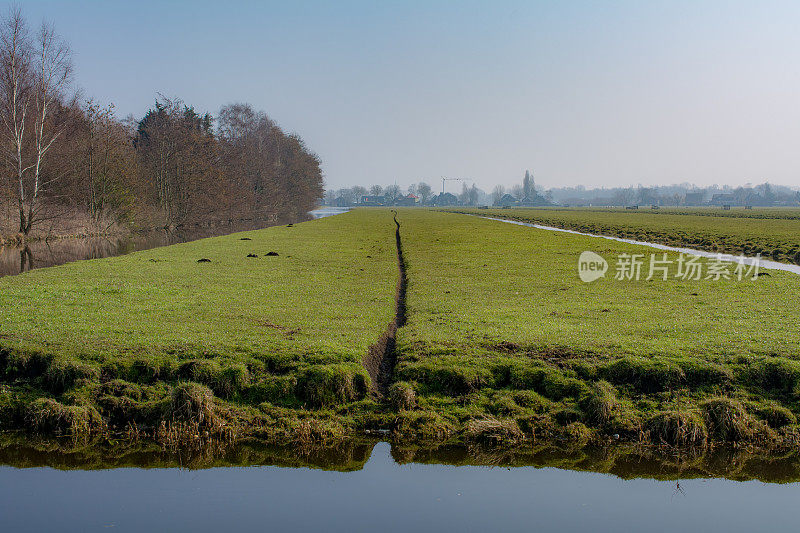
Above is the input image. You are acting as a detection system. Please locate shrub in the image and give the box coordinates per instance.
[26,398,104,438]
[509,364,589,400]
[398,361,493,395]
[168,382,219,429]
[511,390,550,412]
[296,364,369,407]
[579,380,618,424]
[244,376,298,405]
[646,410,707,446]
[393,410,454,441]
[464,417,524,444]
[388,381,416,411]
[43,359,100,394]
[178,359,249,398]
[701,397,760,442]
[676,359,732,388]
[755,403,797,429]
[750,358,800,394]
[602,357,684,393]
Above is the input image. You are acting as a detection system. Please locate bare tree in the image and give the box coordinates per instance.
[491,184,505,205]
[417,182,432,205]
[0,10,72,235]
[384,184,401,203]
[467,184,479,206]
[0,7,32,234]
[26,21,72,233]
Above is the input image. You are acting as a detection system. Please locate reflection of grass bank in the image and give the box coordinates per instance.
[451,206,800,264]
[394,210,800,449]
[0,209,398,444]
[4,432,800,484]
[0,433,377,472]
[392,442,800,484]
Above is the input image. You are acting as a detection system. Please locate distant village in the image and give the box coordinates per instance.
[324,171,553,208]
[324,171,800,208]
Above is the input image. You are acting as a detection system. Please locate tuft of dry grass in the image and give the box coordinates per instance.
[388,381,416,411]
[701,397,770,442]
[646,410,708,446]
[25,398,105,439]
[465,417,524,445]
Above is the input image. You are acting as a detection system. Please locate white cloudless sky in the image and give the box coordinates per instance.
[11,0,800,191]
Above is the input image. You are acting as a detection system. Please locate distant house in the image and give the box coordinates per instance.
[360,195,386,206]
[496,194,519,207]
[431,192,459,206]
[711,193,736,206]
[394,193,418,206]
[519,194,552,207]
[684,192,705,205]
[334,196,354,207]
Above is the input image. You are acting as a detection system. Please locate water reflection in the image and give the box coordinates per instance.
[1,439,800,533]
[0,220,303,278]
[2,434,800,483]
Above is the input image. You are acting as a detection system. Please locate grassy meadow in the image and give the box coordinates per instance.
[452,207,800,264]
[1,207,799,450]
[0,209,399,442]
[393,209,800,446]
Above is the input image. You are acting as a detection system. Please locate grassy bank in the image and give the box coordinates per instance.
[0,209,398,444]
[450,207,800,264]
[394,210,800,447]
[2,208,800,451]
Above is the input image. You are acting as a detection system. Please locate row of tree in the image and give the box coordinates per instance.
[326,171,549,207]
[0,8,323,236]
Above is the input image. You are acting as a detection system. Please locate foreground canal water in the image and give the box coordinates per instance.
[0,441,798,532]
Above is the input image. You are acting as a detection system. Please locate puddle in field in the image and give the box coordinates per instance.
[482,216,800,275]
[1,439,800,532]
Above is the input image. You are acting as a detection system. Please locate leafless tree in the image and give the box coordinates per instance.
[27,20,72,233]
[491,184,505,205]
[0,9,71,235]
[416,182,432,205]
[0,6,32,234]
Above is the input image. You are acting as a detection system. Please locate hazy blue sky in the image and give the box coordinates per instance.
[10,0,800,191]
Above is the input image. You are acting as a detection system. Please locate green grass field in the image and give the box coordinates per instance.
[393,209,800,446]
[0,209,398,442]
[1,207,799,449]
[451,207,800,264]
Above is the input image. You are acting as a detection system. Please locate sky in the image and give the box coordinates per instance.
[9,0,800,192]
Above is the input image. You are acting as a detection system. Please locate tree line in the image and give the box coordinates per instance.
[327,170,550,207]
[0,8,322,238]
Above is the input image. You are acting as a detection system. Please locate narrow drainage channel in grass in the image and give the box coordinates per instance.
[481,216,800,275]
[363,211,408,399]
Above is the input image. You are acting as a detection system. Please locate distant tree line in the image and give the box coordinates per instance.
[328,170,551,207]
[548,182,799,207]
[0,8,322,237]
[329,172,800,209]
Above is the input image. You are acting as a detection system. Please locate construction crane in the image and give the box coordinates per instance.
[441,176,470,194]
